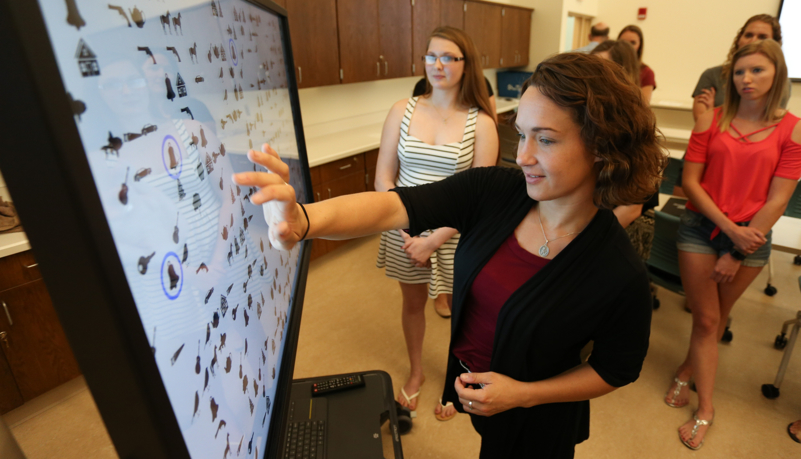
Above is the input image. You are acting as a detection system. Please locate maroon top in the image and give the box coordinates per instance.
[451,233,549,374]
[639,64,656,89]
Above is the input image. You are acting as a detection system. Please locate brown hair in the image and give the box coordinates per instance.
[590,24,610,38]
[521,53,667,209]
[719,40,788,132]
[617,25,644,62]
[422,27,493,122]
[722,14,782,82]
[591,40,639,86]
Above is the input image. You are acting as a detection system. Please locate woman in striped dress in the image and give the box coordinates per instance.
[374,26,498,420]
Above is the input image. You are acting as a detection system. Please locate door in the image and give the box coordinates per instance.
[338,0,381,83]
[412,0,441,77]
[0,280,81,402]
[286,0,341,88]
[500,7,520,68]
[379,0,412,79]
[464,1,500,69]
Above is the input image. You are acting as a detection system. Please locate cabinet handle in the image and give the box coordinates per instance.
[2,301,11,326]
[298,66,302,83]
[339,163,352,170]
[0,331,8,349]
[376,62,380,76]
[25,263,38,269]
[316,191,321,202]
[384,61,388,75]
[327,188,332,199]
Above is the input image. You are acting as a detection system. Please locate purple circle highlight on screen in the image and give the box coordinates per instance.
[160,251,184,300]
[229,38,238,67]
[161,135,183,179]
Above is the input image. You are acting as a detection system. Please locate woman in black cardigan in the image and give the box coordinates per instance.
[234,53,667,458]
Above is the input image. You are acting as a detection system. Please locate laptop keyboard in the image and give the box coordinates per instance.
[283,419,325,459]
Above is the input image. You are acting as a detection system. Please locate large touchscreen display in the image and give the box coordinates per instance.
[36,1,303,457]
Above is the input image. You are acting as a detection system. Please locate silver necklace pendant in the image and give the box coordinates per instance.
[538,244,549,257]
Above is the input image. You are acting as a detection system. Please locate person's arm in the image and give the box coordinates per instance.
[402,111,499,265]
[681,111,766,254]
[374,99,407,192]
[455,362,615,416]
[748,122,801,236]
[692,88,716,122]
[233,145,409,251]
[641,86,654,105]
[613,204,643,228]
[488,95,497,123]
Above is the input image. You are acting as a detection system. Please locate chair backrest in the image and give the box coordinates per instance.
[646,210,682,278]
[659,157,683,195]
[784,181,801,218]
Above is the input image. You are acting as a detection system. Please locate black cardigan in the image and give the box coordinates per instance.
[394,167,652,458]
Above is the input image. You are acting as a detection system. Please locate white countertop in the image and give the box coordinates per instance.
[305,98,520,168]
[0,232,30,259]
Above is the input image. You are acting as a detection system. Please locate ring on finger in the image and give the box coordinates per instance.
[468,401,473,408]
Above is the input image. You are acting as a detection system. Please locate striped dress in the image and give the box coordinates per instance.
[376,97,479,297]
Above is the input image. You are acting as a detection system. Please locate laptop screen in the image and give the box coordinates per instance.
[31,0,309,457]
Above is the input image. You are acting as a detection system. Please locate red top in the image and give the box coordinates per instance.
[639,64,656,89]
[685,107,801,226]
[451,233,549,374]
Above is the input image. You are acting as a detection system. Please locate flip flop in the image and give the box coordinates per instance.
[665,376,690,408]
[788,421,801,444]
[680,412,714,450]
[434,399,456,421]
[398,387,420,412]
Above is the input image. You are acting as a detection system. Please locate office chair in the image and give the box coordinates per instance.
[646,210,733,341]
[760,277,801,399]
[762,181,801,297]
[659,157,683,195]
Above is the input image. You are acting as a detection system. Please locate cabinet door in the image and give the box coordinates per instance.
[379,0,412,79]
[412,0,441,77]
[440,0,464,29]
[338,0,381,84]
[0,280,81,402]
[286,0,341,88]
[516,8,531,67]
[0,349,23,414]
[465,1,500,69]
[500,7,519,68]
[272,0,287,8]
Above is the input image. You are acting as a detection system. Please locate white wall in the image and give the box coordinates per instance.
[596,0,801,113]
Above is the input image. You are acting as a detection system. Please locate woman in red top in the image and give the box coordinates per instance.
[666,40,801,450]
[618,25,655,104]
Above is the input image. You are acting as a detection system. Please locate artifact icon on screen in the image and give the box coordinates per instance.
[196,262,209,274]
[68,92,86,120]
[137,252,155,274]
[224,354,232,373]
[65,0,86,30]
[118,167,130,205]
[167,262,179,290]
[195,341,201,374]
[193,391,199,418]
[192,193,201,211]
[129,7,145,28]
[204,287,214,304]
[172,213,179,243]
[182,243,188,264]
[101,131,122,158]
[170,343,184,365]
[164,73,175,101]
[176,74,187,97]
[221,226,228,240]
[177,179,186,200]
[210,397,219,422]
[171,12,182,35]
[108,5,131,27]
[137,46,156,65]
[180,106,193,119]
[160,11,171,34]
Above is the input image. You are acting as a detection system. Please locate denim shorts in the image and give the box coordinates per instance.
[676,209,771,268]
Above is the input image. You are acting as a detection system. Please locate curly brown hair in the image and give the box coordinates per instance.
[521,53,668,209]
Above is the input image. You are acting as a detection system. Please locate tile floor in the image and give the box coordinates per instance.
[4,234,801,458]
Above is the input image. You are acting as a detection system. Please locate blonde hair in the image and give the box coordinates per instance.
[719,40,788,132]
[721,14,782,82]
[422,27,494,122]
[591,40,639,86]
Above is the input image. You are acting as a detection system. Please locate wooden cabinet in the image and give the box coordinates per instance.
[464,1,502,69]
[286,0,341,88]
[0,251,81,414]
[309,154,372,260]
[273,0,288,8]
[500,6,531,68]
[365,149,379,192]
[440,0,465,29]
[411,0,467,77]
[338,0,412,83]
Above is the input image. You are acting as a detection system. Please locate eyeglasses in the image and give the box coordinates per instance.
[422,55,465,65]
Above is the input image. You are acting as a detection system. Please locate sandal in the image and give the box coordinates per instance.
[434,399,456,421]
[665,376,690,408]
[680,412,714,450]
[788,421,801,444]
[398,387,420,412]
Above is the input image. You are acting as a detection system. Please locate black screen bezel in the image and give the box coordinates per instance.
[0,0,312,457]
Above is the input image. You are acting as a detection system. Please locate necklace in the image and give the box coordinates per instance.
[537,208,582,257]
[431,103,456,123]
